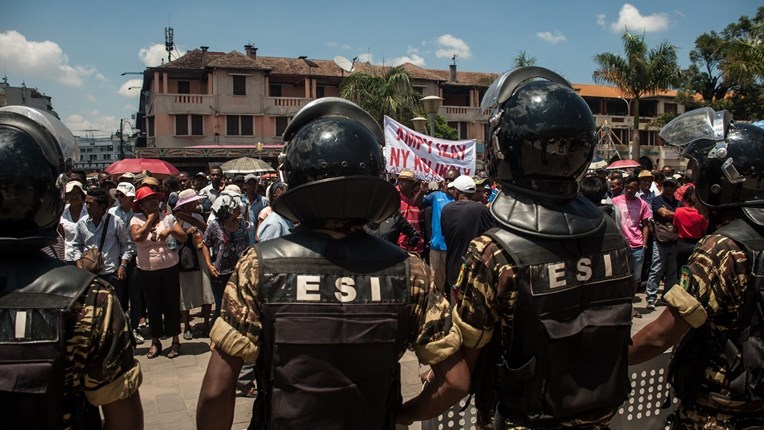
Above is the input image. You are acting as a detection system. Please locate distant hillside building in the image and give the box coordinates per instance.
[134,46,688,173]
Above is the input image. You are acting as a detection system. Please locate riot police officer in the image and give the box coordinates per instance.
[196,97,469,430]
[445,67,635,428]
[629,108,763,429]
[0,106,143,429]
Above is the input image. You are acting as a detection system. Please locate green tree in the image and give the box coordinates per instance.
[593,32,681,160]
[434,115,458,140]
[513,51,537,68]
[680,7,763,121]
[338,66,421,128]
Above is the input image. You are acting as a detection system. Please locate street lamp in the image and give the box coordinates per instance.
[420,95,443,136]
[411,117,428,134]
[121,71,143,76]
[118,118,137,160]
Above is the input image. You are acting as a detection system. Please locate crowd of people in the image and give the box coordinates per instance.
[0,66,761,430]
[53,165,288,362]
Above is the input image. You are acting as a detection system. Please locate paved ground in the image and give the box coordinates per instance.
[136,292,664,430]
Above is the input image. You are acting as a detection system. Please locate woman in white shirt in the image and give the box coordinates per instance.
[58,181,88,264]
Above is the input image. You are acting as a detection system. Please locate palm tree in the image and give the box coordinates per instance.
[593,32,681,161]
[513,51,537,68]
[339,66,421,128]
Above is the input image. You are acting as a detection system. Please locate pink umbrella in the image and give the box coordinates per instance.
[105,158,180,177]
[606,159,641,170]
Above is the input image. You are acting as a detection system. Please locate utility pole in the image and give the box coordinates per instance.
[118,119,126,160]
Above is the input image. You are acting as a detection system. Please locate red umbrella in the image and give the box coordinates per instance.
[105,158,180,177]
[606,159,641,170]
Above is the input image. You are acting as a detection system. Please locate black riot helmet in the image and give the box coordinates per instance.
[0,106,76,253]
[482,66,597,199]
[272,97,399,223]
[660,108,763,224]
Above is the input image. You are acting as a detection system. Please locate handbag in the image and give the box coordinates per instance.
[654,220,678,243]
[78,214,110,273]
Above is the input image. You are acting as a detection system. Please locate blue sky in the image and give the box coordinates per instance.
[2,0,759,137]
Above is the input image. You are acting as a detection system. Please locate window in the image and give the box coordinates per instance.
[448,121,469,140]
[269,84,282,97]
[275,117,289,136]
[176,114,204,136]
[177,81,190,94]
[316,86,325,98]
[233,76,246,95]
[664,103,678,114]
[147,117,155,137]
[227,115,254,136]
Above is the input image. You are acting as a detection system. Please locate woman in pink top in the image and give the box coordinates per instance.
[130,186,187,359]
[674,186,709,269]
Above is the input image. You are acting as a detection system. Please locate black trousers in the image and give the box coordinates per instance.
[139,264,181,339]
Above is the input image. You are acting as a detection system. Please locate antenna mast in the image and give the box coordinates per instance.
[165,27,174,63]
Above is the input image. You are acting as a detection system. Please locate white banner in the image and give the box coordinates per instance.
[383,116,476,181]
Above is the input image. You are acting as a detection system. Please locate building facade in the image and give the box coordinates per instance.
[134,46,688,173]
[0,77,58,117]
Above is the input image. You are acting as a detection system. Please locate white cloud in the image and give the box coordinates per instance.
[118,79,143,97]
[327,41,351,50]
[85,94,97,103]
[435,34,471,60]
[0,30,104,86]
[536,31,566,44]
[597,14,606,28]
[610,4,669,33]
[65,112,118,135]
[389,54,426,67]
[138,43,186,67]
[357,53,374,63]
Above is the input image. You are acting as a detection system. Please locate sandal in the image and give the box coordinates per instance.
[167,342,181,359]
[146,341,161,359]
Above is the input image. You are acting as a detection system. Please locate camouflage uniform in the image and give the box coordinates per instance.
[63,277,142,429]
[210,238,461,369]
[452,235,617,429]
[663,232,763,429]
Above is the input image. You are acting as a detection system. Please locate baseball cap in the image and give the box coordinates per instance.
[397,169,415,181]
[222,184,242,197]
[663,177,678,187]
[118,172,136,181]
[195,171,207,178]
[448,175,476,193]
[65,180,86,195]
[244,173,259,183]
[109,182,136,199]
[638,170,653,179]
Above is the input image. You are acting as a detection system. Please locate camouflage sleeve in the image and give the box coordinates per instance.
[210,247,261,363]
[664,233,749,328]
[453,235,517,349]
[77,278,142,406]
[406,253,462,366]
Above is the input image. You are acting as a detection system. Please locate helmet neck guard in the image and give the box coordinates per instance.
[489,188,605,239]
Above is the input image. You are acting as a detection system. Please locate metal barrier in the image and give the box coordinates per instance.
[421,353,677,430]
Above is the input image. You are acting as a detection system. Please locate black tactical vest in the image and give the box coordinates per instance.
[0,253,100,430]
[256,231,411,430]
[488,218,633,426]
[670,218,763,407]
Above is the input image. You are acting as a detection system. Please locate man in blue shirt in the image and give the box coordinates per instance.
[420,167,459,295]
[243,173,269,245]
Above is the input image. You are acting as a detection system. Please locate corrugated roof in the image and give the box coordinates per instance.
[207,51,264,70]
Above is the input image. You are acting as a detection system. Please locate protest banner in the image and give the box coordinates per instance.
[383,116,476,181]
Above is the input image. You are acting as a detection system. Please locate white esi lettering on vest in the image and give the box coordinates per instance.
[547,254,614,289]
[296,275,384,302]
[297,275,321,301]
